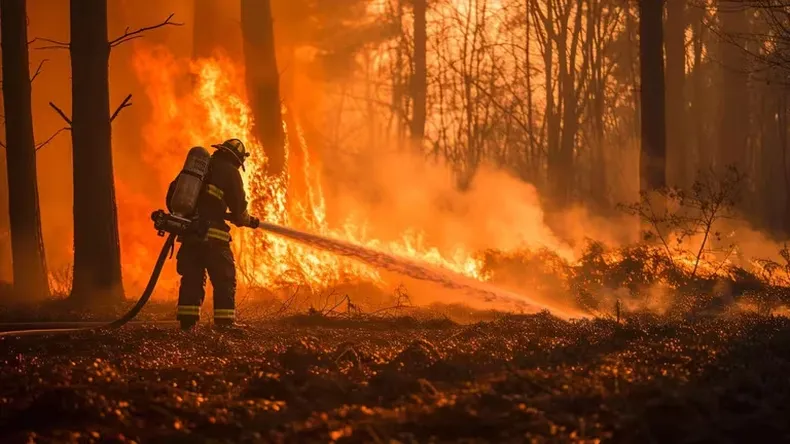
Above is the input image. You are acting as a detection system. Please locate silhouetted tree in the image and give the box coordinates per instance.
[718,1,750,171]
[241,0,285,176]
[68,0,124,303]
[44,1,178,305]
[0,0,50,300]
[639,0,667,193]
[193,0,227,59]
[665,0,686,186]
[411,0,427,147]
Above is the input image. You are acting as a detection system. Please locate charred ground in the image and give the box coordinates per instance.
[1,312,789,443]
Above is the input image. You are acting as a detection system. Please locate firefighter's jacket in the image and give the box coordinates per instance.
[166,151,252,242]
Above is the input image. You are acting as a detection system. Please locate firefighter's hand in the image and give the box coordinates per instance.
[248,216,261,229]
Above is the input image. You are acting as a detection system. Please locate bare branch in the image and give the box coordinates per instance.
[110,94,133,122]
[48,102,72,126]
[30,59,48,83]
[109,13,183,48]
[0,140,5,149]
[30,37,70,50]
[35,127,69,152]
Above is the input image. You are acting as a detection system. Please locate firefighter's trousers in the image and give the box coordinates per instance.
[175,234,237,325]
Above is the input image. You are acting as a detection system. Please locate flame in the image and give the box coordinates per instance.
[122,46,485,297]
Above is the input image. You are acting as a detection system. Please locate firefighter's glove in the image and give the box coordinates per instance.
[248,216,261,229]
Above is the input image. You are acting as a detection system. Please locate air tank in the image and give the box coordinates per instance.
[167,146,211,218]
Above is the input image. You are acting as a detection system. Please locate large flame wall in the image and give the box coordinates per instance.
[121,46,490,298]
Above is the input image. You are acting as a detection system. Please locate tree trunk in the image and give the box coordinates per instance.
[241,0,285,177]
[0,0,50,300]
[69,0,124,303]
[193,0,224,59]
[589,1,607,208]
[665,0,686,187]
[0,43,11,282]
[411,0,427,148]
[542,3,561,201]
[718,1,749,172]
[639,0,667,193]
[524,0,537,182]
[690,5,707,173]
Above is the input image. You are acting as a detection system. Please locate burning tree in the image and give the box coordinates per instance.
[0,0,50,300]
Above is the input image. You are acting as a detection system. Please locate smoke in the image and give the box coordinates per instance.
[323,148,576,259]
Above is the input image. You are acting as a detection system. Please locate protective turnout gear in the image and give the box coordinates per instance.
[176,239,237,328]
[169,139,259,330]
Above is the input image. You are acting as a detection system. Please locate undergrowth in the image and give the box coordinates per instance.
[482,166,790,318]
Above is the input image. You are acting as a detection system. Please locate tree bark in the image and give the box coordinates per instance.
[411,0,427,148]
[664,0,686,187]
[0,0,50,300]
[69,0,124,303]
[588,0,607,208]
[524,0,537,182]
[718,1,749,172]
[193,0,224,59]
[639,0,667,193]
[241,0,285,177]
[690,4,707,173]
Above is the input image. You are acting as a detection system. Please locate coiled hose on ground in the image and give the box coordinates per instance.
[0,233,177,338]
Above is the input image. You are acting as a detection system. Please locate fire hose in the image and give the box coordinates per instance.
[0,208,252,338]
[0,144,557,338]
[0,146,225,338]
[0,209,560,338]
[0,233,176,338]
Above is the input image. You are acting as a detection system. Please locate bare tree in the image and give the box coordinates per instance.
[241,0,285,176]
[0,0,50,300]
[639,0,667,193]
[68,0,124,303]
[411,0,428,148]
[718,1,751,172]
[689,2,709,172]
[665,0,687,187]
[193,0,226,59]
[43,2,179,305]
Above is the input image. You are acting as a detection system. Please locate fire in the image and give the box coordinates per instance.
[123,46,485,297]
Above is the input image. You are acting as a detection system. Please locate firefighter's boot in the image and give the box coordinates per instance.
[180,318,198,331]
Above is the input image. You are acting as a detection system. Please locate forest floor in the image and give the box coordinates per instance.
[1,310,789,443]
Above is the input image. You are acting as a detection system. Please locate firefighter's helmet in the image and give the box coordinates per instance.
[211,138,250,171]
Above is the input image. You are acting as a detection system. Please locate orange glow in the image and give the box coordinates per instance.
[120,46,486,298]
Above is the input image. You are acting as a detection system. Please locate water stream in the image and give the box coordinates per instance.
[257,221,583,319]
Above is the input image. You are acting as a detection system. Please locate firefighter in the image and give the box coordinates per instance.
[166,138,261,331]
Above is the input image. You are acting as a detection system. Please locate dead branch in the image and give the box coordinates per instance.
[110,94,133,122]
[48,102,72,126]
[271,285,300,318]
[30,59,48,83]
[109,13,183,48]
[35,127,69,151]
[325,295,350,316]
[30,37,70,50]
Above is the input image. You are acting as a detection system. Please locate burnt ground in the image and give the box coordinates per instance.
[0,312,789,443]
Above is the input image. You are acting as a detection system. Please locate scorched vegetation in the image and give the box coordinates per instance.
[1,312,790,442]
